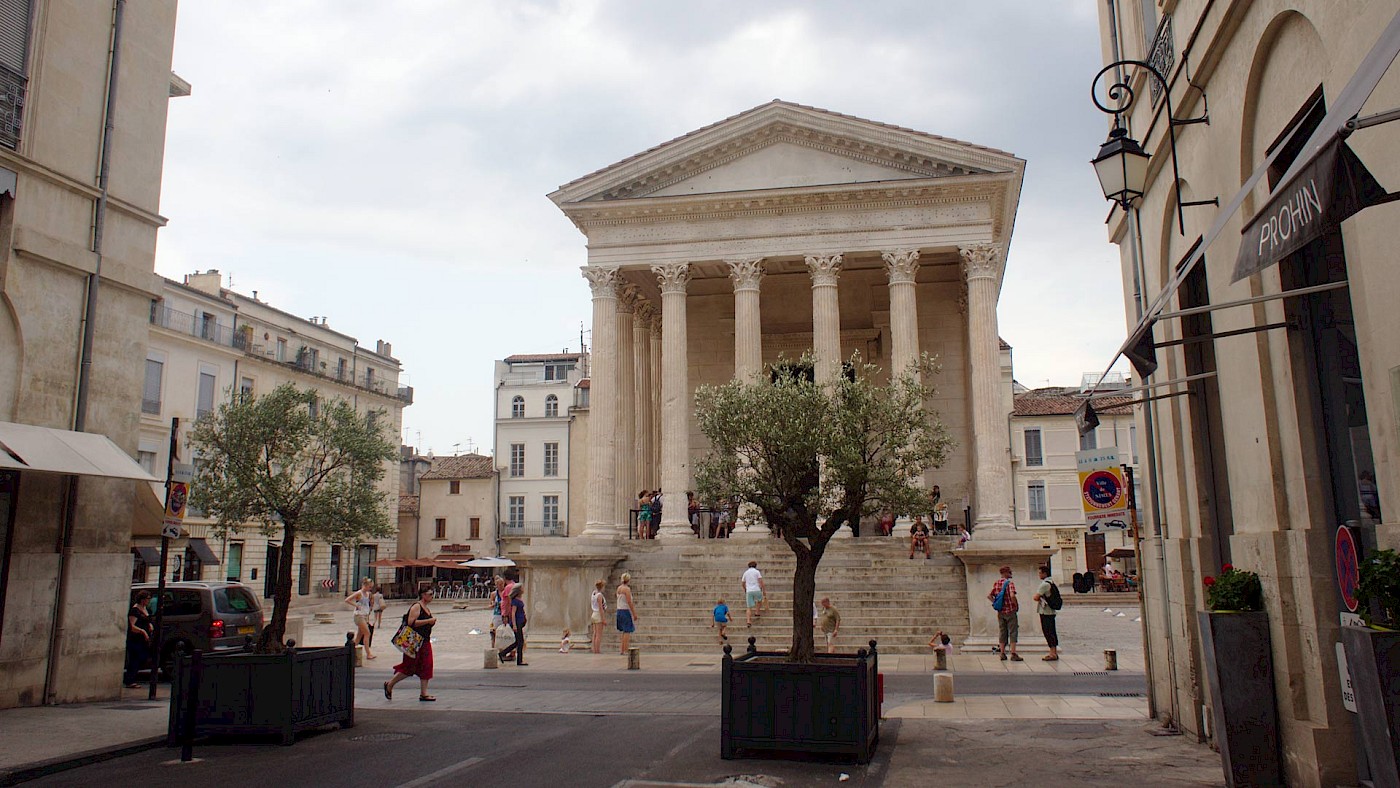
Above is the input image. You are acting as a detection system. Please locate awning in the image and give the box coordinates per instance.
[1107,548,1136,559]
[1232,140,1393,281]
[131,481,168,537]
[186,537,220,565]
[0,421,158,481]
[132,546,161,565]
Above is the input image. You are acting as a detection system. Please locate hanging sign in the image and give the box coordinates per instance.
[162,480,189,539]
[1077,448,1129,532]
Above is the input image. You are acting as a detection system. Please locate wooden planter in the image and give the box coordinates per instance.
[721,638,879,763]
[168,635,356,746]
[1197,611,1281,786]
[1341,624,1400,785]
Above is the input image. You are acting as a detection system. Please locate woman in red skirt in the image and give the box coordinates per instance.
[384,586,437,701]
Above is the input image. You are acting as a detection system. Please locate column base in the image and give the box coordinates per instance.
[580,522,622,539]
[657,517,693,540]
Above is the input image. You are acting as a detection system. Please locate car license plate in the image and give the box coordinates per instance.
[238,626,256,635]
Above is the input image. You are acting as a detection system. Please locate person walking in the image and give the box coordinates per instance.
[370,584,386,647]
[988,565,1023,661]
[817,597,841,654]
[124,590,155,688]
[489,576,505,649]
[741,561,766,626]
[345,577,377,660]
[616,573,637,655]
[498,583,528,666]
[384,586,437,701]
[711,597,731,644]
[590,579,607,653]
[1032,565,1060,661]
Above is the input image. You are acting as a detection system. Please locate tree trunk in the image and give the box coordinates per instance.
[789,547,819,662]
[259,524,298,652]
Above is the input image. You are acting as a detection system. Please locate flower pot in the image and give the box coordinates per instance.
[720,639,879,763]
[1341,624,1400,784]
[1197,610,1281,786]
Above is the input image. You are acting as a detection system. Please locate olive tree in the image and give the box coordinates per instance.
[694,355,952,662]
[189,383,397,652]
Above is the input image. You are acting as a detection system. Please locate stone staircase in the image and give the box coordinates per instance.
[609,537,969,655]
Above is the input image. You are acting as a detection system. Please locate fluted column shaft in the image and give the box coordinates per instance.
[633,304,654,500]
[883,250,921,379]
[582,266,620,536]
[649,322,662,489]
[615,292,636,525]
[652,263,692,538]
[728,258,765,381]
[961,244,1014,533]
[806,254,843,385]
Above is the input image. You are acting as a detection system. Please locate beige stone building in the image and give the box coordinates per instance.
[135,271,411,606]
[1094,1,1400,783]
[414,453,494,564]
[493,353,585,541]
[0,2,182,708]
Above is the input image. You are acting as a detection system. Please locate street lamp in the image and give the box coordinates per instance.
[1092,126,1150,208]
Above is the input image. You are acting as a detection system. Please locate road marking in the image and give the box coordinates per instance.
[393,756,485,788]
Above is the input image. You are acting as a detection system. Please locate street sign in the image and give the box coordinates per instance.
[171,463,194,484]
[1336,525,1361,613]
[1336,642,1357,712]
[162,480,189,538]
[1077,448,1129,532]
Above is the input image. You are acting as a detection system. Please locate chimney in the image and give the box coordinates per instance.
[377,340,393,357]
[184,270,222,295]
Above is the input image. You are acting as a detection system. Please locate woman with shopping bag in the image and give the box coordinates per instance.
[384,586,438,701]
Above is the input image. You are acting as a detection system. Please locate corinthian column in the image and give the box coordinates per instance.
[615,287,637,527]
[582,266,621,537]
[633,302,655,502]
[882,249,921,379]
[960,244,1015,535]
[652,263,692,539]
[727,258,765,381]
[650,320,662,489]
[806,254,843,385]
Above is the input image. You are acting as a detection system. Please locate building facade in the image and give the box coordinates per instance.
[0,2,182,708]
[1095,1,1400,783]
[493,353,584,541]
[415,453,494,562]
[135,271,412,606]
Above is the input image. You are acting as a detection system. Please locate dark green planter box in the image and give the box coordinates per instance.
[168,637,356,746]
[1197,610,1281,786]
[1341,624,1400,785]
[721,639,879,763]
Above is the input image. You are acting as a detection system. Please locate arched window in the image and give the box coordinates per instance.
[511,395,524,418]
[545,394,559,417]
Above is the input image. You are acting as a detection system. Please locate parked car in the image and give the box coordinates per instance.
[130,581,264,673]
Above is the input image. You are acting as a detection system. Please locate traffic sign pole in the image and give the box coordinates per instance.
[149,417,178,700]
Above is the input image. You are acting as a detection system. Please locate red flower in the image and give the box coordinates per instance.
[1203,576,1216,587]
[1222,563,1234,572]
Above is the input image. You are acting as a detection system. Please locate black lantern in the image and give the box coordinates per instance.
[1092,126,1150,208]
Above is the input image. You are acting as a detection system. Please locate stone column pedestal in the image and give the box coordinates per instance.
[953,545,1059,653]
[514,541,627,653]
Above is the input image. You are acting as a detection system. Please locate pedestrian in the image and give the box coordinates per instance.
[988,565,1023,661]
[817,597,841,654]
[956,524,971,549]
[345,577,377,660]
[687,491,700,535]
[489,575,505,649]
[928,629,952,654]
[616,573,637,655]
[878,510,895,536]
[498,583,528,666]
[741,561,766,626]
[370,584,386,646]
[590,579,607,653]
[124,590,154,688]
[909,515,931,559]
[384,586,437,701]
[711,597,731,644]
[650,490,663,537]
[636,490,653,540]
[1032,565,1061,661]
[559,628,572,653]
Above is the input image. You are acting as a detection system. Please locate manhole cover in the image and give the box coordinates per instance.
[350,732,415,742]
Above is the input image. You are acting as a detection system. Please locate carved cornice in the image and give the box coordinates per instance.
[805,254,843,287]
[651,263,691,295]
[959,244,1002,282]
[582,266,620,299]
[881,249,920,285]
[726,258,765,291]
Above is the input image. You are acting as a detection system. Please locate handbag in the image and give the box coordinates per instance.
[391,612,424,657]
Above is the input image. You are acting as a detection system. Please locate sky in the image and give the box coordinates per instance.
[156,1,1128,457]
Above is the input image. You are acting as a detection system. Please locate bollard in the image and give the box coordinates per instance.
[1104,649,1118,671]
[934,673,955,702]
[354,644,366,668]
[934,649,948,671]
[180,646,202,762]
[483,648,499,669]
[627,647,640,670]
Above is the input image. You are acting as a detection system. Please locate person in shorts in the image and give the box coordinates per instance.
[589,579,607,653]
[988,565,1023,661]
[909,516,931,559]
[741,561,765,626]
[711,597,731,644]
[817,597,841,654]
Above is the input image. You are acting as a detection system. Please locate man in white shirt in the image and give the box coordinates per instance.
[741,561,766,626]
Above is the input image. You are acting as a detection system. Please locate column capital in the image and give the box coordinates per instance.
[634,301,656,327]
[805,253,843,287]
[959,244,1003,282]
[881,249,921,284]
[582,266,621,298]
[617,283,642,313]
[726,258,765,292]
[651,262,691,295]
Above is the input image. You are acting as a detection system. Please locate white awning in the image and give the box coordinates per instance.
[0,421,158,481]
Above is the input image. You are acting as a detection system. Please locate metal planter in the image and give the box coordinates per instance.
[1197,610,1282,786]
[1341,624,1400,784]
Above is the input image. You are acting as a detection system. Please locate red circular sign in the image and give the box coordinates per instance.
[1336,525,1360,612]
[1082,470,1123,509]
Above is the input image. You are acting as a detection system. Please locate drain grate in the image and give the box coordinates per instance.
[103,704,159,711]
[1072,671,1111,676]
[687,661,716,667]
[350,732,415,742]
[1098,692,1143,698]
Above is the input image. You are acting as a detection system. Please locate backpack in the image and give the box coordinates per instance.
[1047,581,1063,611]
[991,581,1007,612]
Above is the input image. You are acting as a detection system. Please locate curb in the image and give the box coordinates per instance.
[0,736,166,786]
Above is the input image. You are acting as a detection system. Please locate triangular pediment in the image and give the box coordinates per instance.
[550,100,1022,205]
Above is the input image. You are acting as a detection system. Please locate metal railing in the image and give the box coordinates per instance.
[628,508,741,540]
[1147,15,1174,106]
[150,305,241,348]
[0,64,25,150]
[500,520,566,537]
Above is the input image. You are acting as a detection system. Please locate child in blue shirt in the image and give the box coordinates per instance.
[711,598,731,644]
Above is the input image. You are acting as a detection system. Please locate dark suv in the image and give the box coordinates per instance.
[130,581,264,670]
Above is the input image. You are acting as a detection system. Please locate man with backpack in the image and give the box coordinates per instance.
[1032,564,1062,661]
[988,565,1022,661]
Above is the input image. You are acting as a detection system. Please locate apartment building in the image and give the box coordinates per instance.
[493,353,584,540]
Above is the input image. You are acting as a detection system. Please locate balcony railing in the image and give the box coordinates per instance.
[500,520,566,537]
[150,305,241,349]
[0,64,26,150]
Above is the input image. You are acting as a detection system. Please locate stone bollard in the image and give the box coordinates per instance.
[484,648,499,669]
[1104,649,1118,671]
[627,647,640,670]
[934,649,948,671]
[354,644,366,667]
[934,673,955,702]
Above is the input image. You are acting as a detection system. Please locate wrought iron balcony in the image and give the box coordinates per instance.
[150,304,240,348]
[0,64,25,150]
[500,520,566,537]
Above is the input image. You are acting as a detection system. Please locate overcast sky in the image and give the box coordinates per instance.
[156,1,1128,456]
